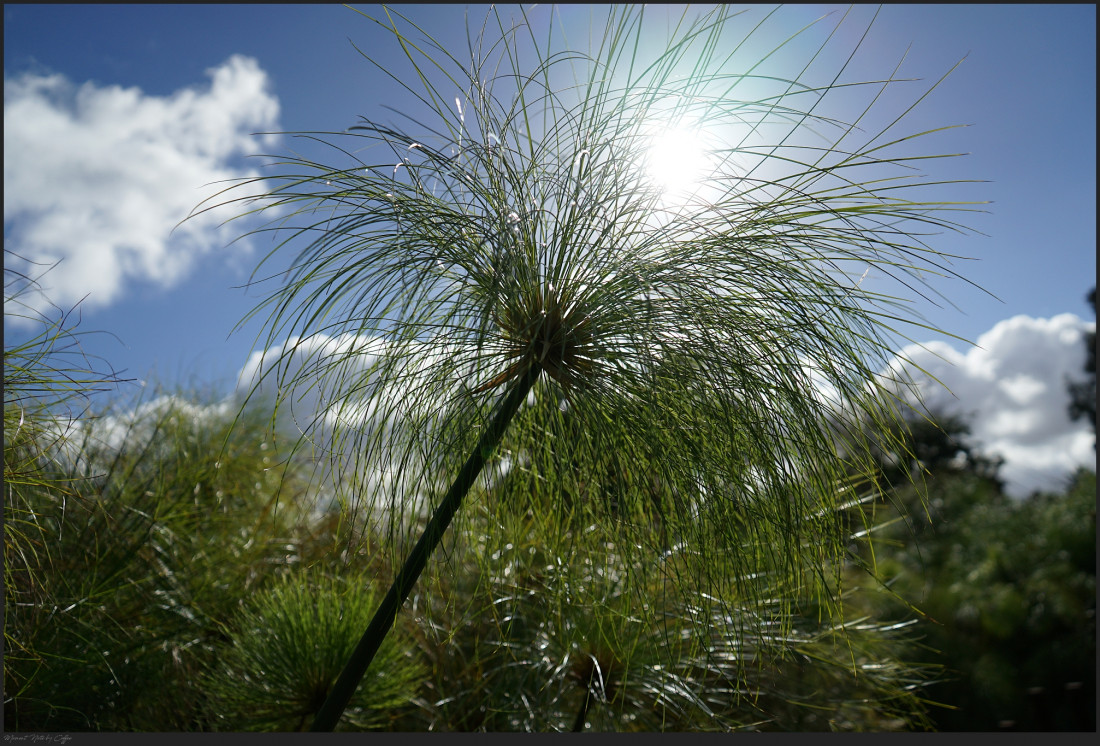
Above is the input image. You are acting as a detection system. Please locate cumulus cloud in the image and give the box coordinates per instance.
[39,393,235,483]
[235,332,482,522]
[236,333,390,440]
[236,314,1095,509]
[886,313,1095,498]
[3,55,280,322]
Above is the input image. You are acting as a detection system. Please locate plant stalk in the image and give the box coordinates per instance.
[572,689,595,733]
[310,363,542,731]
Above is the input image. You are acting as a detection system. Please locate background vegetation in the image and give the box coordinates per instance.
[2,343,933,731]
[4,265,1095,731]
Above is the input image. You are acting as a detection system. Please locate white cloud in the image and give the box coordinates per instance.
[95,394,235,454]
[237,314,1096,511]
[38,392,235,482]
[235,333,474,522]
[236,333,390,439]
[234,329,549,524]
[4,55,280,321]
[886,313,1095,497]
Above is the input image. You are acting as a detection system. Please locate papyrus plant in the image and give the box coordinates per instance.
[202,4,984,730]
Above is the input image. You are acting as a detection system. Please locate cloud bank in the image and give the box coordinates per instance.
[886,313,1095,497]
[4,55,280,321]
[235,333,474,521]
[236,314,1095,503]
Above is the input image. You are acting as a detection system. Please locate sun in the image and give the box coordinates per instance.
[643,124,711,199]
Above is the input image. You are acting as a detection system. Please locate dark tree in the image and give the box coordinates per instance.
[1066,287,1095,445]
[868,409,1004,492]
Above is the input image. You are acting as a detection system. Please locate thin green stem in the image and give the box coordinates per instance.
[310,363,542,732]
[572,688,595,732]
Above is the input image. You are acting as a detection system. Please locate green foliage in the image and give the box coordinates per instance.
[198,5,987,726]
[4,371,937,732]
[201,571,426,731]
[3,381,320,729]
[4,255,128,729]
[410,500,938,732]
[4,252,125,624]
[867,464,1096,731]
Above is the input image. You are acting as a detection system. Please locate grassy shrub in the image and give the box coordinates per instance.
[3,386,320,730]
[204,5,986,728]
[4,334,939,733]
[406,471,939,732]
[201,570,427,731]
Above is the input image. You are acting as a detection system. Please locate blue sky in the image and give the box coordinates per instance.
[4,4,1096,496]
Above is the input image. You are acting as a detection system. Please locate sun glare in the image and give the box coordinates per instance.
[644,125,710,199]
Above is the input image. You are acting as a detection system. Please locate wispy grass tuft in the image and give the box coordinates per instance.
[196,4,988,730]
[202,570,427,731]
